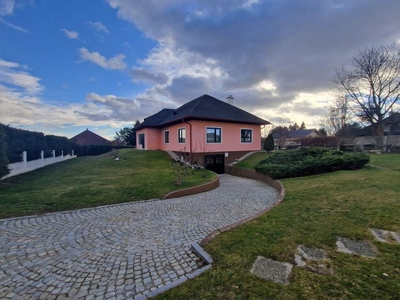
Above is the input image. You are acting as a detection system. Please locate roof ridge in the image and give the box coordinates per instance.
[187,94,207,116]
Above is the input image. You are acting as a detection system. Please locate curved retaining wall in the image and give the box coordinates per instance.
[200,166,285,245]
[162,176,220,200]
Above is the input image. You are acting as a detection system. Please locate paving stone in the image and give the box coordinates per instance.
[369,228,400,244]
[294,254,306,267]
[369,228,391,243]
[250,256,293,285]
[0,175,279,299]
[297,245,327,260]
[336,237,377,257]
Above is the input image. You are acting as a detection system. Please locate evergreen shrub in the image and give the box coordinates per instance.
[255,147,369,179]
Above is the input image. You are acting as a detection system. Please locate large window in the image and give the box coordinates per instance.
[207,127,221,143]
[164,131,169,143]
[178,128,186,143]
[241,129,252,143]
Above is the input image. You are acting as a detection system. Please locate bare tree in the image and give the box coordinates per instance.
[333,43,400,136]
[320,96,352,136]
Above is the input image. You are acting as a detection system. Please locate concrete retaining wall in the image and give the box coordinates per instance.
[162,176,220,200]
[224,165,284,194]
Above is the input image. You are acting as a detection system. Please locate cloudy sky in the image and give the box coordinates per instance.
[1,0,400,139]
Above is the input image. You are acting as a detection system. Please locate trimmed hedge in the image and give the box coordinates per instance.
[0,126,9,178]
[255,147,369,179]
[0,124,127,164]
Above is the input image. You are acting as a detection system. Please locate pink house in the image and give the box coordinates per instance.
[135,94,270,173]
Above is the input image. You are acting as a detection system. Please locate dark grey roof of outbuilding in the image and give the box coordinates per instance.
[272,129,320,139]
[136,94,270,129]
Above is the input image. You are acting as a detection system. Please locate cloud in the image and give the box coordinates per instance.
[0,0,14,16]
[79,92,167,122]
[0,0,29,32]
[0,58,42,93]
[0,58,171,139]
[106,0,400,125]
[0,18,28,32]
[130,67,168,85]
[78,47,127,70]
[88,21,109,35]
[61,28,79,39]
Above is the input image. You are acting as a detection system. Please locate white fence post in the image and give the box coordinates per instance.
[2,148,77,180]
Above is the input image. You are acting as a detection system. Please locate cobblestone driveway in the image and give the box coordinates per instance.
[0,175,279,299]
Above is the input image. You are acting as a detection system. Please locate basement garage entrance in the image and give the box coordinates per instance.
[205,154,225,174]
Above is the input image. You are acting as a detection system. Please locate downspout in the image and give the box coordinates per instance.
[182,118,192,154]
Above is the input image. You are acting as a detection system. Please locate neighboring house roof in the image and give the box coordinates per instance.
[273,129,320,139]
[135,94,270,130]
[70,129,110,145]
[357,112,400,136]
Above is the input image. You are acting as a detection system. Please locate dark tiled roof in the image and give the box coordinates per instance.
[70,129,110,146]
[357,112,400,136]
[136,94,270,129]
[273,129,319,139]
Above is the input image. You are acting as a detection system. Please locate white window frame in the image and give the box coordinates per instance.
[240,128,253,143]
[164,130,170,144]
[178,127,186,144]
[206,127,222,144]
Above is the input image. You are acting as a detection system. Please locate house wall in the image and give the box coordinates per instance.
[137,120,262,153]
[159,120,261,152]
[159,123,191,152]
[189,120,262,152]
[136,128,161,150]
[307,131,321,138]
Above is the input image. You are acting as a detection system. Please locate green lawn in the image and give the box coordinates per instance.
[0,149,216,218]
[369,153,400,170]
[156,153,400,299]
[234,151,270,169]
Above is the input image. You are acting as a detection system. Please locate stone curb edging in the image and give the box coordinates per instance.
[162,176,219,200]
[191,242,213,264]
[143,264,212,299]
[200,173,285,245]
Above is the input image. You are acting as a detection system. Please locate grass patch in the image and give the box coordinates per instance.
[235,152,270,169]
[156,156,400,299]
[369,153,400,170]
[0,149,216,218]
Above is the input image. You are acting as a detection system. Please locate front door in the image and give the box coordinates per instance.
[205,154,225,174]
[138,133,145,149]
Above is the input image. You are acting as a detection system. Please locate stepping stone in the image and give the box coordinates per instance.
[369,228,390,243]
[294,254,306,267]
[336,237,377,258]
[296,245,333,275]
[391,231,400,244]
[297,245,327,260]
[369,228,400,244]
[250,256,293,285]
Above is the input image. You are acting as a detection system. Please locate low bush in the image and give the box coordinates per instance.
[255,147,369,179]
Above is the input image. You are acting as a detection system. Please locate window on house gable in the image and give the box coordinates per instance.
[164,131,169,143]
[178,128,186,143]
[207,127,221,143]
[241,129,252,143]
